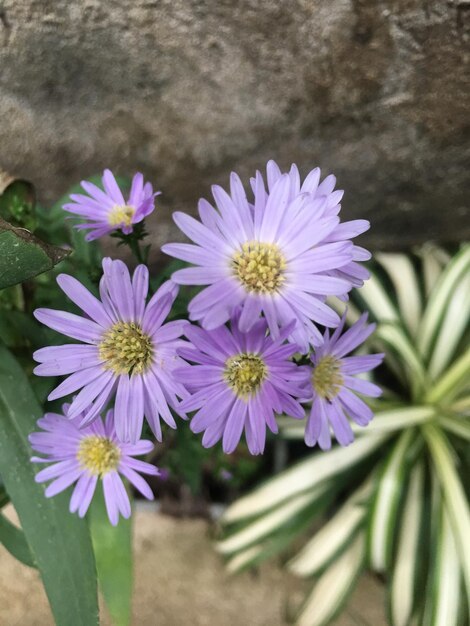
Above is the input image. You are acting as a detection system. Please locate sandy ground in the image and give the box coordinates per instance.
[0,505,385,626]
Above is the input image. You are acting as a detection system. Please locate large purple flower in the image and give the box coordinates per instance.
[30,406,158,525]
[176,313,310,455]
[258,160,371,292]
[162,162,358,352]
[33,258,188,443]
[63,169,159,241]
[305,313,384,450]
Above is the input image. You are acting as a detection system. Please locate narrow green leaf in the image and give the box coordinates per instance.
[417,245,470,359]
[222,434,388,523]
[89,485,133,626]
[288,479,372,577]
[368,429,414,572]
[218,490,322,555]
[430,505,462,626]
[423,424,470,604]
[389,461,425,626]
[296,534,366,626]
[428,273,470,380]
[0,511,35,567]
[439,416,470,442]
[426,346,470,405]
[355,271,400,323]
[0,217,69,289]
[0,345,98,626]
[376,252,422,336]
[416,244,449,297]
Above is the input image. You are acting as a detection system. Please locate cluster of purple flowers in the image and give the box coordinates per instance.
[31,164,382,523]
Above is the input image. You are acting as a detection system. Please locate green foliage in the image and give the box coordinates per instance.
[217,245,470,626]
[0,345,98,626]
[89,486,133,626]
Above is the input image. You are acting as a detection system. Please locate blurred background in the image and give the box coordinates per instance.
[1,2,469,625]
[1,0,469,259]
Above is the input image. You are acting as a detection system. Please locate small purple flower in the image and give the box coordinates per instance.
[305,313,384,450]
[162,161,359,352]
[63,169,160,241]
[33,258,188,443]
[29,406,158,525]
[176,313,310,455]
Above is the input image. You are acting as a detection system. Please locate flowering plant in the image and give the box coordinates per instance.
[0,161,387,625]
[217,245,470,626]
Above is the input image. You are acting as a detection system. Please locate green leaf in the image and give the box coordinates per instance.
[288,479,372,577]
[423,424,470,605]
[296,534,366,626]
[428,273,470,380]
[426,346,470,405]
[0,216,69,289]
[417,245,470,359]
[368,429,415,572]
[416,244,449,297]
[355,271,400,324]
[376,252,422,336]
[429,504,462,626]
[89,485,133,626]
[389,461,425,626]
[222,433,388,523]
[0,345,98,626]
[439,416,470,442]
[0,510,35,567]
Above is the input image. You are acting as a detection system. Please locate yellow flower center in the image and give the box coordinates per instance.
[108,204,135,228]
[312,355,343,400]
[77,435,121,476]
[232,241,286,294]
[225,353,267,398]
[99,322,153,375]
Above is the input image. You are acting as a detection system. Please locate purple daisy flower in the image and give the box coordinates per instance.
[33,258,188,443]
[259,160,371,293]
[305,313,384,450]
[176,313,310,455]
[162,163,357,352]
[29,406,158,525]
[63,169,160,241]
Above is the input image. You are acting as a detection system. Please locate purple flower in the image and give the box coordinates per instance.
[63,169,159,241]
[305,313,384,450]
[260,160,371,293]
[29,406,158,525]
[33,258,188,443]
[176,313,310,455]
[162,161,365,352]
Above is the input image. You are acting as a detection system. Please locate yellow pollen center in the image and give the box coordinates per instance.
[77,436,121,476]
[232,241,286,294]
[99,322,153,375]
[312,355,343,400]
[108,204,135,227]
[225,353,267,398]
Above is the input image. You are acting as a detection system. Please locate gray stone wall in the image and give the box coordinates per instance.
[1,0,469,256]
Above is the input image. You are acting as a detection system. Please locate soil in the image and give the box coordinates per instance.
[0,504,386,625]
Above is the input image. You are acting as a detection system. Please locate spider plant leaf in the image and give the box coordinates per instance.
[217,490,322,555]
[429,505,462,626]
[355,271,400,324]
[417,245,470,359]
[222,434,388,523]
[416,244,450,297]
[225,545,263,573]
[296,534,366,626]
[375,323,427,399]
[0,510,35,568]
[426,346,470,405]
[288,479,372,577]
[389,461,425,626]
[376,252,422,336]
[368,429,415,572]
[423,424,470,603]
[428,273,470,380]
[439,416,470,442]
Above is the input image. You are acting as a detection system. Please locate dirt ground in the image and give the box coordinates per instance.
[0,504,386,626]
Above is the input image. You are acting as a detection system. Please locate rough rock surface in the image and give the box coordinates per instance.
[1,0,469,253]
